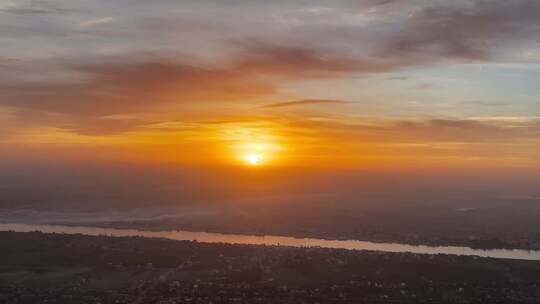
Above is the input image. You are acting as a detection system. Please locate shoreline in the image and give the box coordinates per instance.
[2,222,540,261]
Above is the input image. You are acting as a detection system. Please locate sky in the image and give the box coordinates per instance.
[1,0,539,170]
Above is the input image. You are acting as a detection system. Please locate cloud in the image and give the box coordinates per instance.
[0,58,273,115]
[281,116,540,145]
[412,83,435,90]
[0,43,403,117]
[0,43,388,134]
[262,99,345,108]
[3,1,540,63]
[1,0,540,140]
[462,100,508,107]
[381,0,540,61]
[79,17,115,28]
[386,76,409,81]
[0,0,69,15]
[64,117,149,136]
[234,42,405,78]
[379,118,540,143]
[0,57,18,67]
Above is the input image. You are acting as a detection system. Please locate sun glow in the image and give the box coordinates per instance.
[220,124,284,166]
[245,153,263,165]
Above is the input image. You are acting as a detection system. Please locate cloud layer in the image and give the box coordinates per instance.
[0,0,539,167]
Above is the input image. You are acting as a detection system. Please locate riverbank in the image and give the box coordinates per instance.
[2,223,540,261]
[74,219,540,251]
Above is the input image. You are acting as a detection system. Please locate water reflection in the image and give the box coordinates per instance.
[1,223,539,261]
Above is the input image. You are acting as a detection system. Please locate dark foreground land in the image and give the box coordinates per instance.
[1,232,540,303]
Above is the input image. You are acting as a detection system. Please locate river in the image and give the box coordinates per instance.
[1,223,540,261]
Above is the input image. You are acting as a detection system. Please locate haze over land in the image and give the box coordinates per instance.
[1,162,539,249]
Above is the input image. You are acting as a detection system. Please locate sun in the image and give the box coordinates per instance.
[245,153,263,166]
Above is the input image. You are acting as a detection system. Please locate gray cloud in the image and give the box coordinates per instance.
[382,0,540,61]
[0,0,69,15]
[0,43,404,117]
[462,100,508,107]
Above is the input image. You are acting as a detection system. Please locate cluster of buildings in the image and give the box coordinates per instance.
[0,232,539,303]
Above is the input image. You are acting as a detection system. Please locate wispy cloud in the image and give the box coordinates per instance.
[79,17,115,28]
[461,101,508,107]
[0,0,69,15]
[0,43,400,117]
[262,99,345,108]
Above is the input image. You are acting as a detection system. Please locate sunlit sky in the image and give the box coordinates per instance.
[1,0,539,169]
